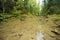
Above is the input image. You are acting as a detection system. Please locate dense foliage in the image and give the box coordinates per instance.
[0,0,60,21]
[41,0,60,16]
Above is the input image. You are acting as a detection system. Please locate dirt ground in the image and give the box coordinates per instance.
[0,14,60,40]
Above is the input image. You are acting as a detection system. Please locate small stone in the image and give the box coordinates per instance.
[18,34,23,38]
[31,37,34,39]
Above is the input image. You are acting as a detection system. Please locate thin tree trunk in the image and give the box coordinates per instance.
[3,0,5,14]
[3,2,4,13]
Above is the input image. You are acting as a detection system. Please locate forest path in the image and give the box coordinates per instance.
[0,14,60,40]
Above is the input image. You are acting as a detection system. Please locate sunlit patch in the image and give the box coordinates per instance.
[36,0,39,4]
[36,31,44,40]
[23,0,24,1]
[36,0,44,6]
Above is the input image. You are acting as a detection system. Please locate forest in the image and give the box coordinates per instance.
[0,0,60,21]
[0,0,60,40]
